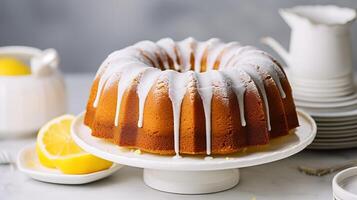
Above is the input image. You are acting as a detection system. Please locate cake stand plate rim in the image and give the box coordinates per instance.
[71,109,316,171]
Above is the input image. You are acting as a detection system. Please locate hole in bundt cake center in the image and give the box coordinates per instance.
[150,54,219,73]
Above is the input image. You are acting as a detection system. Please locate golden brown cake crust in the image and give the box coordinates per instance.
[84,38,299,155]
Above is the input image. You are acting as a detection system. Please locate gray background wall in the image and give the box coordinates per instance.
[0,0,356,73]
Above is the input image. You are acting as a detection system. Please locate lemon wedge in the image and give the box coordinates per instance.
[36,115,113,174]
[0,57,31,76]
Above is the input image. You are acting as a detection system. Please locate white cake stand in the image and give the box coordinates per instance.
[71,109,316,194]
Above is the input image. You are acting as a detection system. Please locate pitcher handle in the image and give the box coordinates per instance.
[261,37,291,67]
[31,48,59,77]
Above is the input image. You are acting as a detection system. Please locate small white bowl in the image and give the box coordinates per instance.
[17,144,123,185]
[0,46,67,138]
[333,166,357,200]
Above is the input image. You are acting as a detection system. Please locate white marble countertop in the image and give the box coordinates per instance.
[1,74,357,200]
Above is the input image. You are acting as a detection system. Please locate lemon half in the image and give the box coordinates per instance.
[0,57,31,76]
[36,115,113,174]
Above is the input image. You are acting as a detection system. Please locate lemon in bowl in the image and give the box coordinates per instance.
[36,115,113,174]
[0,57,31,76]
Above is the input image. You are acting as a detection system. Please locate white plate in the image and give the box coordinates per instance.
[317,124,357,131]
[71,109,316,171]
[302,107,357,117]
[317,129,357,135]
[313,139,357,146]
[293,82,354,92]
[316,133,357,139]
[310,144,357,149]
[308,143,357,149]
[316,135,357,140]
[317,133,357,139]
[294,93,357,103]
[293,83,354,90]
[312,139,357,145]
[294,90,355,98]
[314,118,357,124]
[316,120,357,127]
[285,69,354,85]
[333,167,357,199]
[292,76,353,84]
[310,143,357,147]
[314,136,357,142]
[295,96,357,109]
[307,108,357,118]
[17,145,123,185]
[290,75,353,84]
[292,80,353,89]
[293,86,354,95]
[294,94,356,102]
[292,83,355,91]
[293,90,354,99]
[314,115,357,122]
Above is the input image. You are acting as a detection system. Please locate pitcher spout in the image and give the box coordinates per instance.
[280,5,356,27]
[279,8,301,28]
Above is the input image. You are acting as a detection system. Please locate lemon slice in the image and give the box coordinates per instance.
[36,115,113,174]
[0,57,31,76]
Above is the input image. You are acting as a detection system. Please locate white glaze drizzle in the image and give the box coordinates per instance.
[137,68,161,127]
[233,49,286,98]
[196,71,214,155]
[240,64,272,131]
[92,38,289,155]
[166,70,191,156]
[114,64,147,126]
[196,70,229,155]
[221,69,247,126]
[93,56,146,107]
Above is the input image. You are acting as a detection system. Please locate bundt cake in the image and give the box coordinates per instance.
[84,37,299,156]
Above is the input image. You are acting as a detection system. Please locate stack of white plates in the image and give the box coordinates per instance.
[291,73,355,99]
[286,69,357,149]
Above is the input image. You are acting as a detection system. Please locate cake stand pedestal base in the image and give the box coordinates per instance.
[143,168,240,194]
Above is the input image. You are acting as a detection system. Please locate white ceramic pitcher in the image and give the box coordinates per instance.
[262,5,356,80]
[0,46,67,138]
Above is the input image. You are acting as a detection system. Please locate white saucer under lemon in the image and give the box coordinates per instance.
[17,144,123,185]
